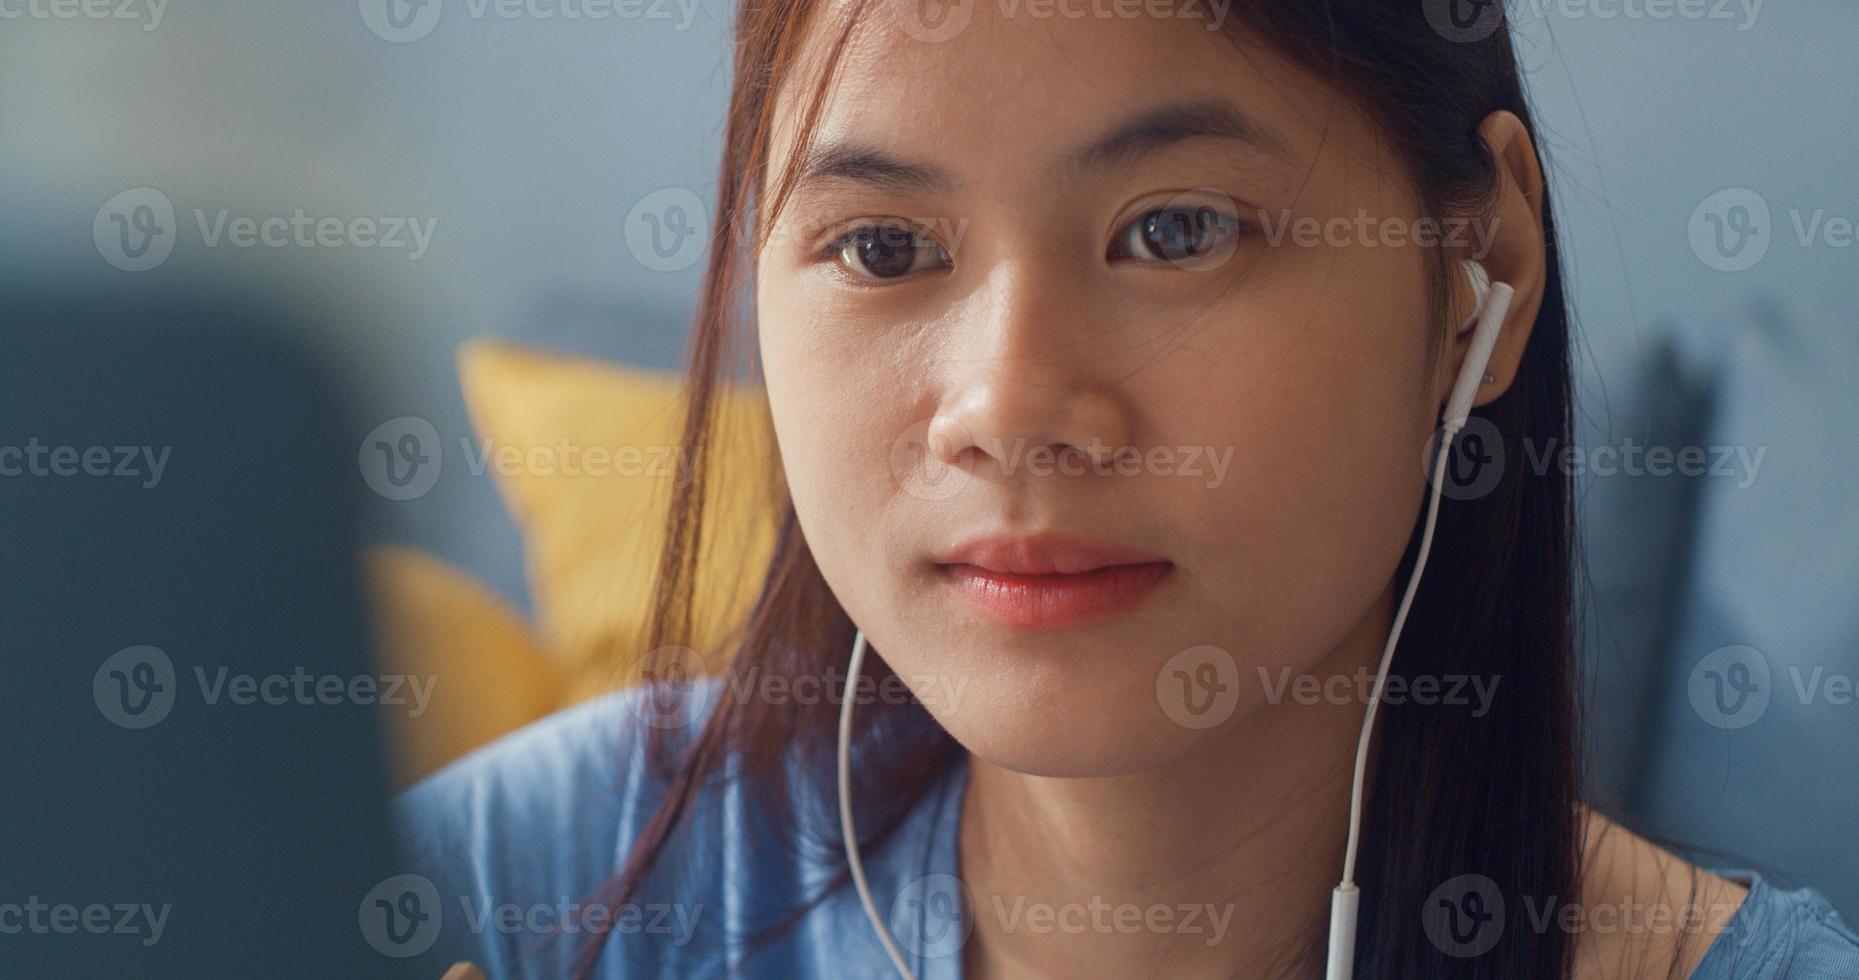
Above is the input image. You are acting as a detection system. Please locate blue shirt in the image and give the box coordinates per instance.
[393,682,1859,978]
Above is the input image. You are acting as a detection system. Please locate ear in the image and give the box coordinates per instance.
[1442,110,1547,411]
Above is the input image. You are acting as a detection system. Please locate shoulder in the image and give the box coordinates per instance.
[395,678,721,870]
[1691,866,1859,979]
[1573,807,1859,979]
[389,679,728,977]
[387,677,940,979]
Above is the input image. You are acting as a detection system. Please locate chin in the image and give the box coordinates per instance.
[911,654,1240,779]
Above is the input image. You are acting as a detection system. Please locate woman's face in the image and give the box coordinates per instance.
[755,2,1477,777]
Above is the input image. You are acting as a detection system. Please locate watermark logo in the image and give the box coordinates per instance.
[360,0,444,41]
[1691,187,1859,271]
[890,416,976,502]
[359,874,443,957]
[94,187,176,272]
[1687,645,1769,729]
[1423,873,1505,958]
[1139,189,1244,271]
[1156,645,1239,729]
[1425,416,1505,502]
[891,874,973,959]
[359,416,443,500]
[93,645,177,729]
[889,0,972,42]
[1424,0,1505,42]
[625,187,708,273]
[1689,187,1770,273]
[630,645,703,730]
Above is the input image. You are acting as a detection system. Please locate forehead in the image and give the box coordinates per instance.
[764,0,1386,195]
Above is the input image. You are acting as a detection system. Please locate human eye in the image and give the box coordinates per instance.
[818,219,953,284]
[1107,201,1250,269]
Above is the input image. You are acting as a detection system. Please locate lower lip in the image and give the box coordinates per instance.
[941,561,1173,630]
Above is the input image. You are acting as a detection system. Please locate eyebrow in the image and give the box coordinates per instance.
[790,98,1293,195]
[792,143,956,195]
[1066,98,1294,177]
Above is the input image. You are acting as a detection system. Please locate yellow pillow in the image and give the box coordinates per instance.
[365,545,567,784]
[458,339,778,704]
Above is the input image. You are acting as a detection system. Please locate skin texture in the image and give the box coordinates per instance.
[743,2,1742,977]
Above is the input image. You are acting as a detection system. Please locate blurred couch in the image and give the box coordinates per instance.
[368,340,776,783]
[1578,302,1859,914]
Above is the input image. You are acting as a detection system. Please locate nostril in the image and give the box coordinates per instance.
[925,415,976,466]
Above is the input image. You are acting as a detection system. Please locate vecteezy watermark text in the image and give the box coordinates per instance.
[893,419,1237,502]
[358,874,703,957]
[885,0,1232,46]
[94,188,437,272]
[1523,437,1766,488]
[627,651,973,729]
[1256,209,1502,258]
[361,0,704,43]
[0,896,170,947]
[93,646,438,730]
[1258,666,1501,718]
[457,438,698,485]
[0,440,170,489]
[0,0,166,30]
[990,895,1235,945]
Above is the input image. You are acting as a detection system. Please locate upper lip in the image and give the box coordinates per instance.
[932,531,1170,575]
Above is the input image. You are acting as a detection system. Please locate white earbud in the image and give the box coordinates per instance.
[839,262,1518,980]
[1324,260,1513,980]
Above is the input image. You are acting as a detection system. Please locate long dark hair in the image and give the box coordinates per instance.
[578,2,1587,977]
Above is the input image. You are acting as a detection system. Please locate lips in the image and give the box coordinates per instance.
[934,532,1173,630]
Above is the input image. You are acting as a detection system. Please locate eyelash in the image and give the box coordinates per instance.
[816,220,951,286]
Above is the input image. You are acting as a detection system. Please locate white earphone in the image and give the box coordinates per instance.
[837,262,1517,980]
[1325,262,1512,980]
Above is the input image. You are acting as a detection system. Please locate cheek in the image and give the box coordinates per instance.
[757,286,924,630]
[1147,290,1437,675]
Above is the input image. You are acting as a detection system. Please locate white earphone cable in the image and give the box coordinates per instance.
[838,629,919,980]
[1340,434,1452,888]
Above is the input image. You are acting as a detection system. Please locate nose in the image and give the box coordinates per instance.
[926,268,1135,474]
